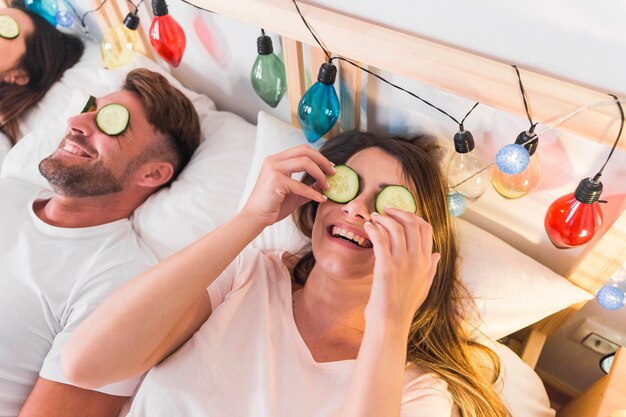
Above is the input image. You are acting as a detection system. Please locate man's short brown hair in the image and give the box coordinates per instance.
[123,69,201,181]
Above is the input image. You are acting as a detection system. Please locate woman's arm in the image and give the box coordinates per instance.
[336,209,441,417]
[62,144,334,389]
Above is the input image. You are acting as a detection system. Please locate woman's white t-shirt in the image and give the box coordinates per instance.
[127,248,454,417]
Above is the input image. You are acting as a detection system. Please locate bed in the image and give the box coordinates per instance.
[1,0,624,415]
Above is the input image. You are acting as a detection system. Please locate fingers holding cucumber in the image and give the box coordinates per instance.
[243,145,336,227]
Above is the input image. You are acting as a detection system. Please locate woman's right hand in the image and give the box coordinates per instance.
[241,144,336,227]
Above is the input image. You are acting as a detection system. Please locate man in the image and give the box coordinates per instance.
[0,68,201,417]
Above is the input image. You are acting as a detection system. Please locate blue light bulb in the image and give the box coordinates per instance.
[55,10,73,28]
[447,191,466,217]
[596,285,625,310]
[297,62,340,143]
[496,143,530,175]
[25,0,59,26]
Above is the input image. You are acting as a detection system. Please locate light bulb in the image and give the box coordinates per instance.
[492,129,541,199]
[251,32,287,108]
[297,62,340,143]
[149,0,186,67]
[25,0,58,26]
[446,130,491,201]
[596,285,625,310]
[496,143,530,175]
[55,10,73,28]
[100,12,140,69]
[447,191,466,217]
[544,176,604,248]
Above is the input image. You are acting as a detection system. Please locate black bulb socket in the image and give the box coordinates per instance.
[453,130,475,153]
[152,0,168,17]
[574,177,603,204]
[257,35,273,55]
[514,130,538,156]
[123,12,140,30]
[317,62,337,85]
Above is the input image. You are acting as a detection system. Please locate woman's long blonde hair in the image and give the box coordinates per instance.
[293,131,510,417]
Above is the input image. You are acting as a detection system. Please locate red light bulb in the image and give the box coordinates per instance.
[544,177,604,248]
[149,0,186,67]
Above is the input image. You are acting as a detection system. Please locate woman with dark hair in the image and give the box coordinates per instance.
[63,131,511,417]
[0,1,84,144]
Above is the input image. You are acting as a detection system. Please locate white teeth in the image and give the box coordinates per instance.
[331,226,370,248]
[63,143,86,156]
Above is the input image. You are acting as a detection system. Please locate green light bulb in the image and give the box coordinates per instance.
[251,33,287,108]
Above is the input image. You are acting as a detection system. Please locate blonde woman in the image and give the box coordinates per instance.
[64,131,510,417]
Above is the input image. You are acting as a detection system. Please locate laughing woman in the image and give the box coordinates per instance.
[0,1,83,147]
[63,131,511,417]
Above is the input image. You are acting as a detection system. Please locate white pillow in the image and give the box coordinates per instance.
[239,111,593,340]
[17,41,216,142]
[1,45,256,260]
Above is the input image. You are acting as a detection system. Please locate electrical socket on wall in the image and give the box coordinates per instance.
[581,332,620,355]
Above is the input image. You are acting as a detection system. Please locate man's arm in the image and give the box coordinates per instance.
[18,377,128,417]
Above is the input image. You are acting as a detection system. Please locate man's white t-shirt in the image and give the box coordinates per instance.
[127,248,454,417]
[0,179,157,416]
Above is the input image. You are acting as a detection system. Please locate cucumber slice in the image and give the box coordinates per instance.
[375,185,417,214]
[323,165,360,203]
[81,95,97,113]
[96,103,130,136]
[0,15,20,40]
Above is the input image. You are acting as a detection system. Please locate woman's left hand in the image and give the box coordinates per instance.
[363,208,441,331]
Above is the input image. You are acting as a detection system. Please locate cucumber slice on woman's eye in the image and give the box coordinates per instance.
[96,103,130,136]
[81,95,97,113]
[0,15,20,40]
[375,185,417,214]
[323,165,360,203]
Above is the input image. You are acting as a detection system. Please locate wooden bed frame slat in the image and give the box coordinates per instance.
[556,347,626,417]
[281,38,305,126]
[187,0,626,152]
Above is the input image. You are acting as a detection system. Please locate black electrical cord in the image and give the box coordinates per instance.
[290,0,480,129]
[595,94,625,178]
[512,64,537,130]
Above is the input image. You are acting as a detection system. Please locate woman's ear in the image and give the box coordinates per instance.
[2,68,30,86]
[135,161,175,188]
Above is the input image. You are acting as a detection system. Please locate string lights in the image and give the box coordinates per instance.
[544,95,624,249]
[25,0,58,26]
[251,29,287,108]
[149,0,186,67]
[73,0,624,250]
[100,10,140,68]
[492,66,542,199]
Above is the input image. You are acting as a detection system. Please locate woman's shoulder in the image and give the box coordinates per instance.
[401,365,455,414]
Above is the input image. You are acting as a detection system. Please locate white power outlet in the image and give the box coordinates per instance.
[581,332,620,355]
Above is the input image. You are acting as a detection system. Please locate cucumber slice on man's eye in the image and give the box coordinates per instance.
[81,95,97,113]
[323,165,360,204]
[96,103,130,136]
[0,15,20,40]
[376,185,417,214]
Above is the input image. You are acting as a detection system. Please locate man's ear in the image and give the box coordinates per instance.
[136,161,175,188]
[2,68,30,86]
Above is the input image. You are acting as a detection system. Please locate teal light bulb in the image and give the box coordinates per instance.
[297,62,340,143]
[251,34,286,108]
[25,0,58,26]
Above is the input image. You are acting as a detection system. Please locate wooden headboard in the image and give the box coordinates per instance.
[79,0,626,342]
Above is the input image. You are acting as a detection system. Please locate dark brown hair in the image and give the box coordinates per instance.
[123,68,201,181]
[293,131,511,417]
[0,2,84,144]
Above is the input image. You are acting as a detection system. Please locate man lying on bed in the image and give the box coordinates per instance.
[0,68,200,417]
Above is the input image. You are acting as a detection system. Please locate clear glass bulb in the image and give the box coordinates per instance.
[101,25,137,69]
[446,149,491,201]
[492,153,542,199]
